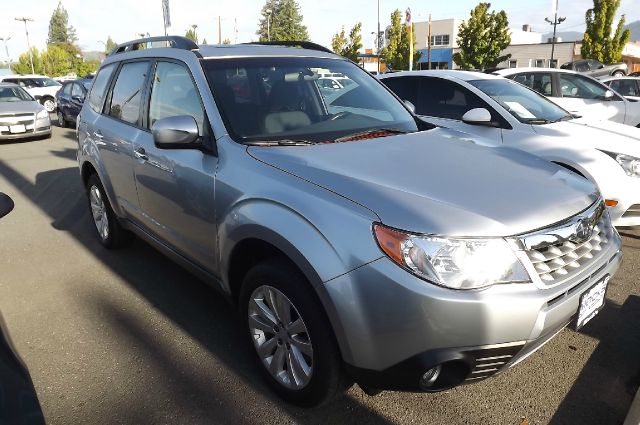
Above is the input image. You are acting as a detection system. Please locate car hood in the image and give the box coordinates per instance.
[531,119,640,157]
[0,101,43,115]
[248,128,599,237]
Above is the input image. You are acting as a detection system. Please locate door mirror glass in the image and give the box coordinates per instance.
[462,108,493,125]
[404,100,416,113]
[151,116,199,147]
[0,193,14,219]
[604,90,615,99]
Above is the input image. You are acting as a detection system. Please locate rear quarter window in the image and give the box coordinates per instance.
[88,63,117,113]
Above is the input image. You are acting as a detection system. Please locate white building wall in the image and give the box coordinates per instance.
[509,29,543,45]
[413,19,460,50]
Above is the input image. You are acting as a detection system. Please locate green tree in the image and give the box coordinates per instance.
[185,27,199,44]
[453,2,511,70]
[12,48,43,74]
[332,23,363,62]
[105,36,117,54]
[582,0,631,63]
[47,1,77,45]
[222,38,231,45]
[42,44,72,76]
[381,10,421,70]
[202,38,208,44]
[257,0,309,42]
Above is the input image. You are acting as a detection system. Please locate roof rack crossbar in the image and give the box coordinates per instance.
[242,41,334,54]
[109,36,198,56]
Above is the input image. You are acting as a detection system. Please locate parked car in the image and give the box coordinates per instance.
[0,75,62,112]
[77,36,621,406]
[494,67,640,127]
[56,79,92,127]
[560,59,628,78]
[0,83,51,141]
[600,76,640,101]
[380,70,640,227]
[630,72,640,77]
[316,76,354,92]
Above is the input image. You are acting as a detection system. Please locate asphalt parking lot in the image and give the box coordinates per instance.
[1,124,639,425]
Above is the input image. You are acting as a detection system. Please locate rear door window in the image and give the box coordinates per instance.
[71,83,84,98]
[381,76,419,108]
[512,73,553,96]
[107,61,150,125]
[558,73,618,100]
[417,78,490,120]
[609,79,640,97]
[88,63,117,113]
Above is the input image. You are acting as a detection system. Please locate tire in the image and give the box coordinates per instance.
[240,258,350,407]
[85,174,132,249]
[42,97,56,113]
[612,70,625,77]
[57,111,69,128]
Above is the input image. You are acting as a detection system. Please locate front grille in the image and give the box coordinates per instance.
[0,113,36,135]
[525,212,612,284]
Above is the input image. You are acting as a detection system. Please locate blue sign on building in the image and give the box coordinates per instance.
[417,48,453,69]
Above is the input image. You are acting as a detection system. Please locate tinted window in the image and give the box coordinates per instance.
[89,63,116,113]
[62,83,72,95]
[512,73,553,96]
[148,61,204,133]
[381,76,419,107]
[71,83,84,98]
[108,61,150,125]
[558,73,616,100]
[32,78,61,87]
[608,79,639,97]
[417,78,488,120]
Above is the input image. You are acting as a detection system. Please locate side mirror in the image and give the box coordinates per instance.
[462,108,494,126]
[72,95,84,102]
[604,90,615,100]
[151,115,199,147]
[404,100,416,113]
[0,193,14,219]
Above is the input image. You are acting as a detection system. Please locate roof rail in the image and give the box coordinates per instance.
[109,36,198,56]
[242,41,334,54]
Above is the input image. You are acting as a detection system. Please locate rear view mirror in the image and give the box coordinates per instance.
[0,193,14,219]
[404,100,416,113]
[462,108,493,126]
[151,116,199,147]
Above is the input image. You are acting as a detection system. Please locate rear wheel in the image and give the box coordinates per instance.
[57,111,68,128]
[85,174,132,249]
[240,258,350,406]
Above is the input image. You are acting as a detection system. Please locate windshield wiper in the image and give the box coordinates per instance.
[334,128,410,142]
[244,139,315,146]
[551,115,575,123]
[523,118,552,125]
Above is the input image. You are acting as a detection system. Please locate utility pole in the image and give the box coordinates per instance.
[218,16,222,44]
[545,0,566,68]
[15,17,34,74]
[377,0,380,73]
[265,9,272,41]
[406,8,412,71]
[0,37,11,68]
[427,14,432,70]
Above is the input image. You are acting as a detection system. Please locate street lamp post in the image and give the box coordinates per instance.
[545,3,566,68]
[265,9,273,41]
[15,17,35,74]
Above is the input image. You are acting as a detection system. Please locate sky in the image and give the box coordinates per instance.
[0,0,638,62]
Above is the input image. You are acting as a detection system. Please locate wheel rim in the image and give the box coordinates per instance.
[58,112,64,126]
[44,99,55,112]
[248,285,313,390]
[89,185,109,241]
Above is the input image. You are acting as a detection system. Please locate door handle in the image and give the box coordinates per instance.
[134,147,148,161]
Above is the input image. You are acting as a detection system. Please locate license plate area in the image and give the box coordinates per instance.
[575,275,609,330]
[9,124,26,134]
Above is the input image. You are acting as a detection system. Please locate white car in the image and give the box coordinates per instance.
[379,70,640,227]
[600,76,640,101]
[0,75,61,113]
[493,67,640,127]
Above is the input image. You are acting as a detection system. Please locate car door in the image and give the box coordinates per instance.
[58,83,72,119]
[132,59,218,269]
[94,60,151,220]
[554,73,626,123]
[69,83,85,121]
[587,60,606,78]
[386,76,504,144]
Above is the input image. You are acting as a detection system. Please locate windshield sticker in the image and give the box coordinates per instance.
[503,101,536,119]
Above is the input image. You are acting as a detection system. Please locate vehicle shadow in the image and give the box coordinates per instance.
[549,296,640,425]
[0,160,394,423]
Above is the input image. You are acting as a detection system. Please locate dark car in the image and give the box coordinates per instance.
[560,59,628,78]
[56,79,92,127]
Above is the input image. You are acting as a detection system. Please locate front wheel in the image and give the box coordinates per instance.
[85,174,132,249]
[42,98,56,113]
[57,111,68,128]
[612,70,625,77]
[241,259,350,406]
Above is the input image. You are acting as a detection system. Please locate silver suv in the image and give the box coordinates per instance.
[77,36,622,406]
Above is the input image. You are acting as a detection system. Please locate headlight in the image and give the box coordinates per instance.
[36,109,49,119]
[602,151,640,177]
[373,224,530,290]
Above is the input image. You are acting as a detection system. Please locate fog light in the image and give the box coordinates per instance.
[419,365,441,388]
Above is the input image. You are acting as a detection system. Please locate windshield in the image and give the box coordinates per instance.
[469,79,572,124]
[32,78,62,87]
[202,57,418,143]
[0,86,34,102]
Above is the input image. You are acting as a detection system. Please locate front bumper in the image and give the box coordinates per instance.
[324,237,622,392]
[0,116,51,140]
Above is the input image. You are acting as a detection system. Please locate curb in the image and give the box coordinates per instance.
[625,388,640,425]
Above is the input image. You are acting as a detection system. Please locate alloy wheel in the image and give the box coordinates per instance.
[89,185,109,241]
[248,285,313,390]
[43,99,56,112]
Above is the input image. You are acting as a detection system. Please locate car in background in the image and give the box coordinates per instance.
[630,71,640,77]
[600,76,640,101]
[560,59,627,78]
[77,36,622,406]
[0,75,62,113]
[316,76,354,92]
[0,83,51,141]
[56,79,92,127]
[494,67,640,127]
[380,70,640,227]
